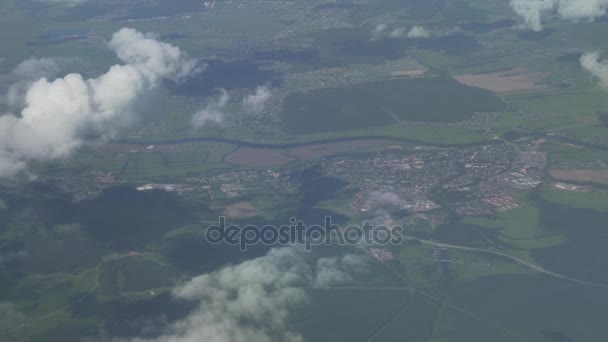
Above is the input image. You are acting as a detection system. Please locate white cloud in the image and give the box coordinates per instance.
[314,254,368,287]
[11,57,61,80]
[581,52,608,88]
[108,28,202,83]
[388,27,408,38]
[511,0,608,31]
[407,26,431,39]
[242,85,272,114]
[388,26,431,39]
[191,89,229,128]
[558,0,608,21]
[371,24,388,39]
[510,0,555,32]
[374,24,387,33]
[130,248,367,342]
[370,191,405,207]
[6,57,62,109]
[0,28,200,178]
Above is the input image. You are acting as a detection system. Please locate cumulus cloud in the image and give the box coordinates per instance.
[407,26,431,39]
[388,26,431,39]
[389,27,408,38]
[131,248,367,342]
[6,57,62,108]
[314,254,368,287]
[371,24,388,38]
[371,24,388,39]
[374,24,387,33]
[581,52,608,87]
[511,0,608,31]
[191,89,229,128]
[510,0,554,32]
[242,85,272,114]
[12,57,61,80]
[367,192,407,226]
[370,191,405,208]
[0,28,200,178]
[108,29,201,83]
[558,0,608,20]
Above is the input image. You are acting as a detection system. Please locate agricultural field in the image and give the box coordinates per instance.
[2,0,608,341]
[282,77,505,134]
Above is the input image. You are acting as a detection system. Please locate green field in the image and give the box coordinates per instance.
[282,77,506,134]
[4,0,608,341]
[544,141,608,165]
[539,185,608,212]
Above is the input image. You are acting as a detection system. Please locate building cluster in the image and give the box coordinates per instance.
[136,183,195,193]
[40,171,116,201]
[324,139,549,219]
[369,248,395,262]
[187,169,296,198]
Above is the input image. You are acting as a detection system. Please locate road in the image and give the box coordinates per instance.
[403,235,608,289]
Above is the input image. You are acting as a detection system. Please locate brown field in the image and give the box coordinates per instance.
[550,169,608,185]
[225,139,396,166]
[454,68,549,93]
[390,69,427,77]
[287,139,395,159]
[224,147,294,166]
[211,201,258,219]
